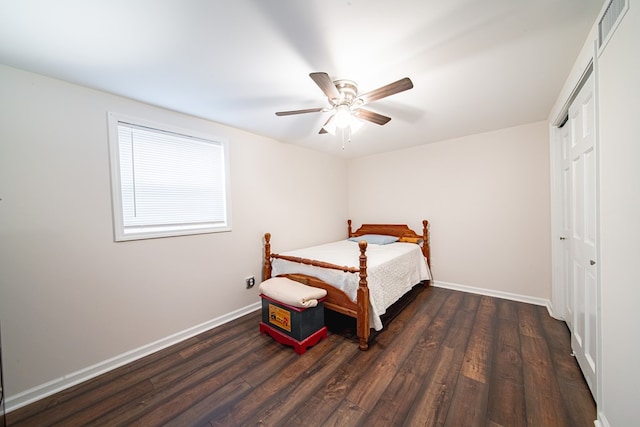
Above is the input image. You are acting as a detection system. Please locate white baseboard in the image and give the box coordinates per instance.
[5,301,262,413]
[595,410,610,427]
[432,280,553,315]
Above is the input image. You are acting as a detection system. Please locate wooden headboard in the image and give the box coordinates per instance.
[347,219,430,267]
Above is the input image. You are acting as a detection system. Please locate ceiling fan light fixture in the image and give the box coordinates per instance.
[322,114,364,136]
[334,105,352,129]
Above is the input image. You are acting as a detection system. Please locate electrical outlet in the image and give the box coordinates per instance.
[245,276,255,289]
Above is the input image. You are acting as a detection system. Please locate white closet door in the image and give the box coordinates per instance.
[565,72,597,396]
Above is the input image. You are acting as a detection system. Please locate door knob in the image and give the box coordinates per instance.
[590,260,596,265]
[560,237,566,240]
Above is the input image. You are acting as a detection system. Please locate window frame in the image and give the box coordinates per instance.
[107,112,232,241]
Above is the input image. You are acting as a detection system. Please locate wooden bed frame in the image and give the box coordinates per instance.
[263,219,430,350]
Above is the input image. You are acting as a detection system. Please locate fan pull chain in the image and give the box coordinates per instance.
[340,126,353,150]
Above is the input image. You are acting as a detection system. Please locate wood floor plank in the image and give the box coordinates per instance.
[538,309,591,387]
[496,295,519,321]
[284,286,439,425]
[344,287,451,412]
[404,301,477,426]
[444,375,487,427]
[207,336,345,426]
[280,344,373,426]
[162,376,253,427]
[363,289,453,425]
[460,295,496,383]
[487,377,527,427]
[282,320,397,426]
[84,321,275,425]
[363,371,424,427]
[10,313,264,426]
[7,333,202,425]
[460,291,482,313]
[444,295,496,426]
[240,342,355,426]
[11,352,185,426]
[520,304,573,427]
[538,306,596,426]
[493,302,525,383]
[320,399,367,427]
[486,302,527,427]
[6,287,596,427]
[518,302,543,338]
[521,334,572,427]
[121,347,273,426]
[405,344,460,426]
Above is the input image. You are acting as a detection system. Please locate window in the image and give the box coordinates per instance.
[107,112,231,241]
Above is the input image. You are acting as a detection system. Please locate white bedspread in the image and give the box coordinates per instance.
[271,240,431,330]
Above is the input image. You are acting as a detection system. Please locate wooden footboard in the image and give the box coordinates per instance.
[263,233,371,350]
[263,219,430,351]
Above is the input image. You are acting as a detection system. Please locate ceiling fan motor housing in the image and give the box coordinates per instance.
[332,80,359,106]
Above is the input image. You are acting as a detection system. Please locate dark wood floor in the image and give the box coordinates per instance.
[7,286,595,426]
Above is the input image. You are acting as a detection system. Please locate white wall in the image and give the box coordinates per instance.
[348,122,551,300]
[597,3,640,425]
[0,65,348,404]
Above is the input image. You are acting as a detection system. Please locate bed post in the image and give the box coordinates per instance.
[263,233,272,280]
[347,219,353,237]
[422,220,430,267]
[356,240,370,351]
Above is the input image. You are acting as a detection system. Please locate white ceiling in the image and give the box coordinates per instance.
[0,0,603,158]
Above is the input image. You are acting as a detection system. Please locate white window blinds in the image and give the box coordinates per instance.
[108,114,231,241]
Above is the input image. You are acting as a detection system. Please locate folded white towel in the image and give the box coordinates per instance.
[260,277,327,308]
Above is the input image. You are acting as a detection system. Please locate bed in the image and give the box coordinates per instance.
[263,220,431,350]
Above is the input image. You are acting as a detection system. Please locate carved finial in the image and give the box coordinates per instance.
[421,221,431,268]
[263,232,272,280]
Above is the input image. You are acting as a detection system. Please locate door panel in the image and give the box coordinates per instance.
[565,72,597,396]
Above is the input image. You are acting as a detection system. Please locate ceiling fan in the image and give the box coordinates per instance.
[275,72,413,135]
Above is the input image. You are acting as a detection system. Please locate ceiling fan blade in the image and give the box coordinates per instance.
[354,108,391,125]
[319,115,333,134]
[359,77,413,104]
[310,72,340,100]
[275,107,324,116]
